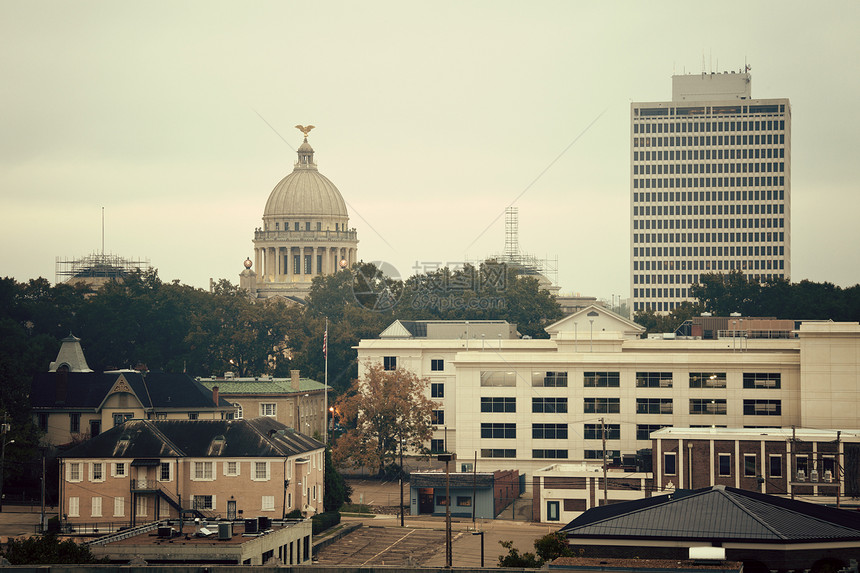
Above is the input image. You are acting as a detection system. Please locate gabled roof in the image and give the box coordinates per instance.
[545,304,644,338]
[198,378,326,395]
[31,371,233,410]
[560,485,860,543]
[60,417,324,460]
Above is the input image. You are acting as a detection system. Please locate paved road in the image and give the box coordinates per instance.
[0,507,55,541]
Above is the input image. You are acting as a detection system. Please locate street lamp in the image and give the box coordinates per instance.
[0,438,14,513]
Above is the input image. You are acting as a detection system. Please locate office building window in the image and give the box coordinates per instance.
[664,452,677,476]
[383,356,397,371]
[636,424,671,440]
[480,371,516,387]
[481,448,516,458]
[743,399,781,416]
[743,373,781,389]
[547,501,560,521]
[584,398,620,414]
[584,423,620,440]
[533,371,568,387]
[430,439,445,453]
[532,424,568,439]
[689,372,727,388]
[431,410,445,425]
[636,398,673,414]
[533,449,568,459]
[431,359,444,371]
[584,372,620,387]
[532,397,567,413]
[431,383,444,398]
[769,455,783,478]
[480,423,516,439]
[481,397,516,413]
[585,449,621,461]
[744,454,758,477]
[690,399,727,415]
[636,372,673,388]
[718,453,732,476]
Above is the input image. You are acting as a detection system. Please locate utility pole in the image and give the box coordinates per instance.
[601,418,607,504]
[837,431,842,508]
[0,414,8,513]
[790,425,796,500]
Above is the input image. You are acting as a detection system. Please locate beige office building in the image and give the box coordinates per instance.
[631,71,790,313]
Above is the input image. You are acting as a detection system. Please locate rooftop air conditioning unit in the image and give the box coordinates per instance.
[244,518,258,534]
[824,470,833,483]
[810,470,819,482]
[796,470,806,482]
[258,516,272,530]
[218,522,232,540]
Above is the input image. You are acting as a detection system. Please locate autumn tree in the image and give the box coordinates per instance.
[332,363,436,476]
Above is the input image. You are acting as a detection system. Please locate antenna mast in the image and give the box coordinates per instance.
[101,207,105,256]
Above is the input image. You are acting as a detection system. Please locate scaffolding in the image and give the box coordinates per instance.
[55,252,151,285]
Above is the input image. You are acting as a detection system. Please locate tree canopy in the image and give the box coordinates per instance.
[332,363,436,475]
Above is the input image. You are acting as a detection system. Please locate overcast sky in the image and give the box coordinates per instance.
[2,1,858,300]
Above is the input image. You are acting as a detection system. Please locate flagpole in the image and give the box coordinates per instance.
[324,317,329,445]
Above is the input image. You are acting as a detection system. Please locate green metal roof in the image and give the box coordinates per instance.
[198,378,327,395]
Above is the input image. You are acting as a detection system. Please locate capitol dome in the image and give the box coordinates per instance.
[262,138,348,223]
[243,127,359,301]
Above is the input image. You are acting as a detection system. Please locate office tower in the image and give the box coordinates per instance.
[630,71,790,314]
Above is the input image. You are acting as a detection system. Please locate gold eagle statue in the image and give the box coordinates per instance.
[295,125,315,137]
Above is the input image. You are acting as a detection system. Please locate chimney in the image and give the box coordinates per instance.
[290,370,300,391]
[212,386,219,406]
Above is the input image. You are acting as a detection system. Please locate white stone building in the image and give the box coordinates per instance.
[357,307,860,475]
[631,71,791,313]
[241,128,358,300]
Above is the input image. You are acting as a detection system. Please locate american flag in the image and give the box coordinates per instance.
[323,326,328,358]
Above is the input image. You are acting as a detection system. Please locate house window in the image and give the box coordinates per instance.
[187,412,199,420]
[260,403,276,417]
[718,453,732,476]
[664,452,677,475]
[68,497,80,517]
[431,410,445,425]
[636,424,671,440]
[584,424,620,440]
[743,372,781,389]
[254,462,270,481]
[480,423,516,438]
[114,497,125,517]
[532,371,568,387]
[532,424,568,439]
[235,403,243,419]
[431,383,444,398]
[70,413,81,433]
[583,398,620,414]
[547,501,560,521]
[160,462,170,482]
[262,496,275,511]
[769,455,783,478]
[689,372,727,388]
[584,372,620,387]
[114,462,126,477]
[136,496,148,516]
[225,461,239,476]
[744,454,758,477]
[91,462,104,482]
[69,462,81,482]
[37,413,48,431]
[192,495,214,510]
[383,356,397,371]
[636,398,673,414]
[430,439,445,453]
[690,399,727,415]
[113,413,133,426]
[481,397,516,412]
[91,496,102,517]
[431,359,444,371]
[635,372,673,388]
[532,397,567,413]
[193,461,214,480]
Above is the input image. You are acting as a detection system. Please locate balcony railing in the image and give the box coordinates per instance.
[254,229,358,242]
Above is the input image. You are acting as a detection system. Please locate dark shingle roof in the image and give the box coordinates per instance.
[399,321,427,337]
[30,371,231,410]
[560,485,860,543]
[59,418,323,460]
